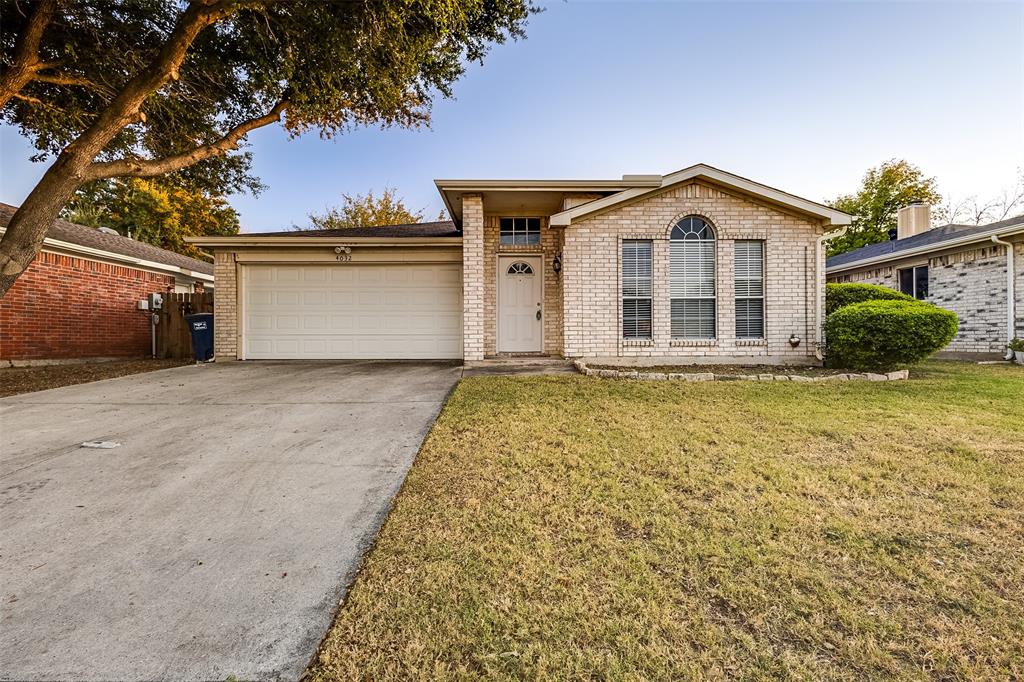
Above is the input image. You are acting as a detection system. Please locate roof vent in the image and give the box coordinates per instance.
[897,202,931,240]
[97,226,120,236]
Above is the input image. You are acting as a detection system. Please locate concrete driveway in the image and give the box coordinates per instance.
[0,361,461,681]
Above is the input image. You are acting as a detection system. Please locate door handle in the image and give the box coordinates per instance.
[536,309,542,321]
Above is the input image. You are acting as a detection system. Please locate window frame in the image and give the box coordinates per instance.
[621,239,653,340]
[669,216,717,340]
[499,217,542,245]
[734,240,765,340]
[898,265,929,300]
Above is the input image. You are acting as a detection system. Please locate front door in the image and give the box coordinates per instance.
[498,256,543,353]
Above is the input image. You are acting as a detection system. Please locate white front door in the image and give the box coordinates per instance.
[497,256,543,353]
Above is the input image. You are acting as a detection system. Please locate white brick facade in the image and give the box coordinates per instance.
[557,181,825,364]
[205,168,845,365]
[461,194,486,360]
[213,250,238,361]
[828,239,1024,354]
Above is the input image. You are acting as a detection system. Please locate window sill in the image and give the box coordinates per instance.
[735,339,767,347]
[670,339,717,347]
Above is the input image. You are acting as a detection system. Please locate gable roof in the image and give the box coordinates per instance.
[548,164,852,227]
[0,202,214,276]
[826,214,1024,272]
[256,220,460,238]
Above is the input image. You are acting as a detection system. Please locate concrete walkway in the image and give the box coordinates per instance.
[0,361,461,681]
[462,357,577,376]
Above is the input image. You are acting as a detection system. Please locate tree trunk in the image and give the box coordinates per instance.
[0,152,91,296]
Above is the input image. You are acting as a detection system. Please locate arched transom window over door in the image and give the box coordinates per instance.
[670,216,716,339]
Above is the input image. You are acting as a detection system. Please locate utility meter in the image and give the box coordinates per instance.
[148,292,164,310]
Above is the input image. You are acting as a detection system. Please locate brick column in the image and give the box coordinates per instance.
[461,194,486,360]
[213,250,238,361]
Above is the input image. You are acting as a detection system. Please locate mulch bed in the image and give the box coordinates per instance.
[0,359,191,397]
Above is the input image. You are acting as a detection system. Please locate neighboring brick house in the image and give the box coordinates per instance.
[191,164,851,365]
[826,204,1023,357]
[0,203,214,363]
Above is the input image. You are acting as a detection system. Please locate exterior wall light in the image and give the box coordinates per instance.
[552,254,562,275]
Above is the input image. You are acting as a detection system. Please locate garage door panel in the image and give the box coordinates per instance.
[243,264,462,359]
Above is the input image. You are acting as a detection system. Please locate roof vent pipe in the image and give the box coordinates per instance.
[897,202,931,240]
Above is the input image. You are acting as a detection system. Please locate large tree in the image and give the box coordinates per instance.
[65,178,240,260]
[297,187,438,231]
[0,0,533,296]
[826,159,942,257]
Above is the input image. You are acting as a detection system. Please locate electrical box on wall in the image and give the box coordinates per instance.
[137,299,149,311]
[147,292,163,310]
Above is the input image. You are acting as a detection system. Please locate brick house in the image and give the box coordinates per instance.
[191,164,851,365]
[0,203,214,363]
[826,204,1023,357]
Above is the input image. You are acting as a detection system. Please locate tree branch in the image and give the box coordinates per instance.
[33,71,113,96]
[88,100,289,180]
[0,0,57,108]
[13,92,44,105]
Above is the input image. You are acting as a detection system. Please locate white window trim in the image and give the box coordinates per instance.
[499,216,542,246]
[670,217,717,340]
[897,264,929,300]
[621,239,653,340]
[735,240,765,340]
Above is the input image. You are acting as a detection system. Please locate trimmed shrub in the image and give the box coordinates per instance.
[825,300,958,371]
[825,282,915,317]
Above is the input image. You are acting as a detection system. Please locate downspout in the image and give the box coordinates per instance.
[816,226,848,360]
[991,234,1016,360]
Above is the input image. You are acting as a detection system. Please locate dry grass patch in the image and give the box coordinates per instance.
[309,361,1024,681]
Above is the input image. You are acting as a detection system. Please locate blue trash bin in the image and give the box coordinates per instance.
[185,313,214,362]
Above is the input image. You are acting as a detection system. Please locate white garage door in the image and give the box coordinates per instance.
[243,264,462,359]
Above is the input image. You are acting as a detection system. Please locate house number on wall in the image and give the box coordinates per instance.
[334,246,352,262]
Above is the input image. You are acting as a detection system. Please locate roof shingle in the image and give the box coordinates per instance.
[826,214,1024,270]
[255,220,461,238]
[0,202,214,275]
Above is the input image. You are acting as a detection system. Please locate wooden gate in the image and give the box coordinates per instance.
[155,291,214,359]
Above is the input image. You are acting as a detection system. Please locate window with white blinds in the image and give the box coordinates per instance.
[622,240,652,339]
[734,240,765,339]
[670,216,716,339]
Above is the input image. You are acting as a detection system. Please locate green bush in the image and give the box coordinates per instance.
[825,283,915,317]
[824,300,958,371]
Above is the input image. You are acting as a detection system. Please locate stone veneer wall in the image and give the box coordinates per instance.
[481,215,564,356]
[828,239,1024,354]
[561,181,825,363]
[213,250,238,360]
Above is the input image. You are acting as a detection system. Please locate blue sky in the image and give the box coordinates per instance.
[1,1,1021,232]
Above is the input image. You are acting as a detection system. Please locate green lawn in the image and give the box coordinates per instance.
[309,361,1024,681]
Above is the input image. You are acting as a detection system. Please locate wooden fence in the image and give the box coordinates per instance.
[155,291,214,359]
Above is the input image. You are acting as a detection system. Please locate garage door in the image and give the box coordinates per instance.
[243,264,462,359]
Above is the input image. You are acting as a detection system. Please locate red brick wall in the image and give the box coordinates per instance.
[0,251,175,360]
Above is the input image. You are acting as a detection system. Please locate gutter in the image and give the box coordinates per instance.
[991,234,1017,360]
[187,235,463,248]
[826,223,1024,275]
[816,225,848,360]
[0,227,214,283]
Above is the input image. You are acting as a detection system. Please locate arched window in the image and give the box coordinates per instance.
[670,216,716,339]
[507,261,534,275]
